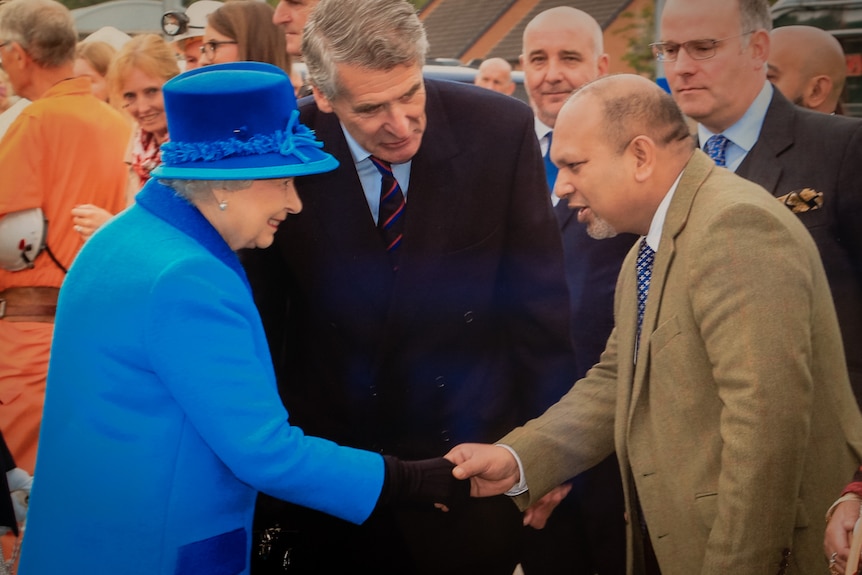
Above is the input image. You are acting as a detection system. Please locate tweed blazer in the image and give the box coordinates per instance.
[736,89,862,400]
[502,150,862,575]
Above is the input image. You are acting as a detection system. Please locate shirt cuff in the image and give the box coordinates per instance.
[494,443,528,496]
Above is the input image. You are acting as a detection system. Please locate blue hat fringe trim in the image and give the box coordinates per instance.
[160,110,322,166]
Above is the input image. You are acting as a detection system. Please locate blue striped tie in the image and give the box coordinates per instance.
[704,134,730,167]
[544,131,559,192]
[369,156,405,255]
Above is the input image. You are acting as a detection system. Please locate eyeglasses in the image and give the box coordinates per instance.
[200,40,239,57]
[649,31,754,62]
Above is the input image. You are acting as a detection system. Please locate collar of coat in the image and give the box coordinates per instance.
[134,179,252,293]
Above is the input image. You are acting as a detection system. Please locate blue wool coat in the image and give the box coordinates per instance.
[19,181,384,575]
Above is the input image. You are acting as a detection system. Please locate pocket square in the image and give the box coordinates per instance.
[777,188,823,213]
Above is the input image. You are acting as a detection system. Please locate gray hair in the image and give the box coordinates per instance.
[158,179,254,203]
[302,0,428,101]
[739,0,772,35]
[0,0,77,68]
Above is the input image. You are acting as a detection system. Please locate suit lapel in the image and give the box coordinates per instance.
[397,80,461,259]
[304,110,393,270]
[735,90,794,196]
[626,151,715,426]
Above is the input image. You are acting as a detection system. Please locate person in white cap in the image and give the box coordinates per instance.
[161,0,221,71]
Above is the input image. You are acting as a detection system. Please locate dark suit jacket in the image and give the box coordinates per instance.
[243,80,576,573]
[736,88,862,400]
[554,202,639,383]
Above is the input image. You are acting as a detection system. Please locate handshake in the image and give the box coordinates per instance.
[388,444,569,530]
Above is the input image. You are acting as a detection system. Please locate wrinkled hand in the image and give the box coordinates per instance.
[71,204,113,241]
[523,483,572,529]
[825,499,861,574]
[445,443,520,497]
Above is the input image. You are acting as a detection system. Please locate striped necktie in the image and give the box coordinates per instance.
[704,134,730,167]
[369,156,405,255]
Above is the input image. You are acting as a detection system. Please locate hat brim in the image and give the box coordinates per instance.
[151,154,338,181]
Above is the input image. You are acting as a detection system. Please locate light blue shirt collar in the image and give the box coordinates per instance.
[341,122,412,224]
[697,81,772,173]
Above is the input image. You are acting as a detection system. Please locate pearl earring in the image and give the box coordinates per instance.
[218,200,228,211]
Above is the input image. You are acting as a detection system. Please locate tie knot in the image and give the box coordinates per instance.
[636,238,655,270]
[704,134,730,167]
[370,155,393,177]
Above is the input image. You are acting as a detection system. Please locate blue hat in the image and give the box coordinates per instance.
[151,62,337,180]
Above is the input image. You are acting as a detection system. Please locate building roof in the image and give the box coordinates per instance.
[423,0,516,60]
[486,0,635,61]
[421,0,636,63]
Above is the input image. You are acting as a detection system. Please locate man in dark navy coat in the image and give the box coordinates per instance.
[242,1,577,573]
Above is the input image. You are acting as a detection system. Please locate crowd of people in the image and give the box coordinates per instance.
[1,0,861,574]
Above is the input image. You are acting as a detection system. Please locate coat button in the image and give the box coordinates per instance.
[435,376,445,389]
[463,310,474,323]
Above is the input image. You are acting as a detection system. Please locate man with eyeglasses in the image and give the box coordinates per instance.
[657,0,862,408]
[0,0,129,568]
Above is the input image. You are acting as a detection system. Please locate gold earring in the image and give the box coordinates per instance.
[218,199,228,211]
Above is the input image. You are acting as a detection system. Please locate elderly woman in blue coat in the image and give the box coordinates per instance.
[19,62,465,575]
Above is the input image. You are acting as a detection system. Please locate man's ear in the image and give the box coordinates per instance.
[4,42,27,71]
[803,75,832,110]
[596,53,610,78]
[629,135,655,183]
[311,85,334,114]
[749,29,770,70]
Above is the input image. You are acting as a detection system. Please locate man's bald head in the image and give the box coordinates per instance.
[474,57,515,95]
[768,25,846,114]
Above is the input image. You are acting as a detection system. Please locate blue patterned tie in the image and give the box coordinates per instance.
[543,131,559,192]
[636,238,655,336]
[704,134,730,167]
[369,156,405,254]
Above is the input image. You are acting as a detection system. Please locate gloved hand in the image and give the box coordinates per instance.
[377,456,471,510]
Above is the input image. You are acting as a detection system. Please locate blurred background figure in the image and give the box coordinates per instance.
[271,0,318,96]
[768,25,847,115]
[474,57,516,96]
[108,34,179,196]
[74,26,131,104]
[161,0,222,71]
[200,0,290,74]
[69,34,180,243]
[272,0,316,58]
[74,41,117,103]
